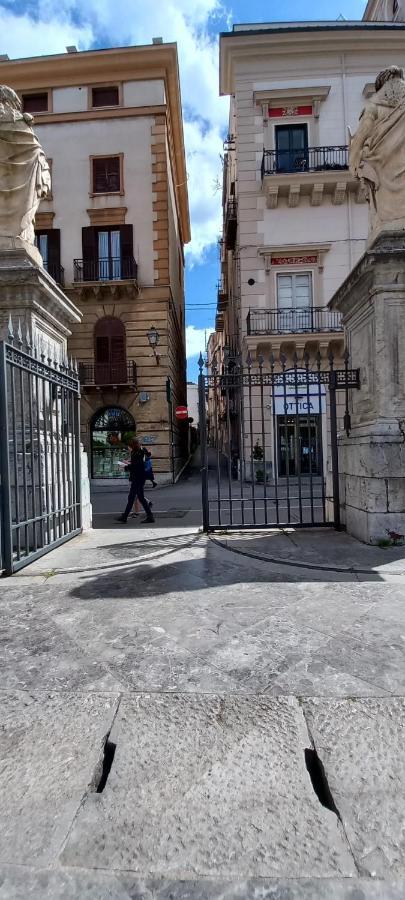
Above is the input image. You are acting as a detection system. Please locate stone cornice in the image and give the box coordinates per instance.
[329,233,405,314]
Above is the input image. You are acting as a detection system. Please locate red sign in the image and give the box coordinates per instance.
[272,255,318,266]
[175,406,188,420]
[268,105,313,118]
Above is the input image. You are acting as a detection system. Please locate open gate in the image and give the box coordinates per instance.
[198,350,359,532]
[0,323,82,575]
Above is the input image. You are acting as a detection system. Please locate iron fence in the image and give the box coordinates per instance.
[0,319,82,575]
[199,349,360,532]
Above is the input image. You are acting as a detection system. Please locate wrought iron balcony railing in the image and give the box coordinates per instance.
[43,261,65,286]
[73,256,138,283]
[261,146,349,178]
[247,307,343,336]
[78,360,137,387]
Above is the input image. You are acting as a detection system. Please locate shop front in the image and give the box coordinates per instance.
[90,406,136,478]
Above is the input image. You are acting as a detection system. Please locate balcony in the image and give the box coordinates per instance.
[224,199,237,250]
[42,261,65,286]
[73,256,138,283]
[247,307,343,336]
[78,360,137,388]
[217,278,227,311]
[260,146,361,209]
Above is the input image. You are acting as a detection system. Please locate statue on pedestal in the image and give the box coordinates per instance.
[0,84,51,245]
[349,66,405,241]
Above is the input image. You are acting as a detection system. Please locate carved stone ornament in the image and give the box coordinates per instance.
[349,66,405,242]
[0,84,51,244]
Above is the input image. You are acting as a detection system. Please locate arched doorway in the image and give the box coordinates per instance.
[94,317,127,385]
[91,406,135,478]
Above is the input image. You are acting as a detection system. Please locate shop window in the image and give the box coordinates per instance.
[91,406,135,479]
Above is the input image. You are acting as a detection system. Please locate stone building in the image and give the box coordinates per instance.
[363,0,405,20]
[0,42,190,482]
[210,19,405,485]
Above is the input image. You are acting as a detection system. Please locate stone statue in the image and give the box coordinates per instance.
[0,84,51,245]
[349,66,405,241]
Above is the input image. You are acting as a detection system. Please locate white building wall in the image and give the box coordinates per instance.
[35,116,155,285]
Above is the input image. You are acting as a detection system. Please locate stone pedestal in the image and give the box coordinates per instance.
[0,242,93,531]
[330,232,405,543]
[0,240,80,356]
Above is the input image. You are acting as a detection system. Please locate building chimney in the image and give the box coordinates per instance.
[152,37,163,44]
[66,46,78,53]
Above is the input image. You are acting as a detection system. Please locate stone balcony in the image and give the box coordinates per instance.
[261,146,364,208]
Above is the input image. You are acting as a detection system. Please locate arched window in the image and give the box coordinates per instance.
[90,406,135,478]
[94,317,127,384]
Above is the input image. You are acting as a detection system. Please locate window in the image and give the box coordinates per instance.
[275,124,308,173]
[92,156,121,194]
[277,272,312,332]
[94,317,127,385]
[91,86,119,108]
[22,92,49,114]
[81,224,134,281]
[34,229,62,283]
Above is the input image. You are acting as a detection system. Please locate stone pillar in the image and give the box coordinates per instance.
[0,239,93,530]
[329,232,405,543]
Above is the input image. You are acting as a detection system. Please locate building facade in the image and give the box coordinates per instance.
[0,43,190,482]
[211,20,405,488]
[363,0,405,20]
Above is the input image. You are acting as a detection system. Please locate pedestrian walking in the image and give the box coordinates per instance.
[116,439,155,524]
[144,449,157,487]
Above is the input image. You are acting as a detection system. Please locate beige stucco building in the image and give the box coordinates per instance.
[0,43,190,482]
[210,19,405,485]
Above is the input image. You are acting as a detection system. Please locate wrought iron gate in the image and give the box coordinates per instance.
[198,350,359,532]
[0,322,82,575]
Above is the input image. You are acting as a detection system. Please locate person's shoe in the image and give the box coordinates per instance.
[115,515,128,523]
[152,481,157,488]
[142,514,155,523]
[149,501,153,509]
[129,511,139,517]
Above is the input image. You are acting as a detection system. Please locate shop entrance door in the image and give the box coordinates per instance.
[278,415,322,477]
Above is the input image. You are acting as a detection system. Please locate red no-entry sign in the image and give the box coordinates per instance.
[175,406,188,420]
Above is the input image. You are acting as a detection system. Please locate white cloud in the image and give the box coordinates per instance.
[186,325,212,358]
[0,0,229,262]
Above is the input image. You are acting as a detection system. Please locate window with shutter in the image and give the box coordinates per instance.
[94,317,127,384]
[92,157,121,194]
[277,272,312,332]
[92,86,119,107]
[22,92,49,113]
[34,229,61,282]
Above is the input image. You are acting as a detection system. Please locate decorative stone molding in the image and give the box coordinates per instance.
[254,85,331,121]
[258,242,331,274]
[35,211,55,229]
[311,183,324,207]
[151,114,170,285]
[87,207,127,226]
[333,182,347,205]
[288,184,300,207]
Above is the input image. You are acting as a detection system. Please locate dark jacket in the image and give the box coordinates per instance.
[126,447,149,483]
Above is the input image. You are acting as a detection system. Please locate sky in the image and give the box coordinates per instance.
[0,0,367,380]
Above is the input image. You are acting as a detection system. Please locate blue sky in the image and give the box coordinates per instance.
[0,0,366,380]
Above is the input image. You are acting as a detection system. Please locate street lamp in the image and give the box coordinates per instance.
[147,326,160,364]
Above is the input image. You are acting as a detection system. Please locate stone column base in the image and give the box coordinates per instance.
[339,420,405,544]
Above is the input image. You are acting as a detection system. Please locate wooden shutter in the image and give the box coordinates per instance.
[94,317,127,384]
[47,229,61,268]
[82,227,97,281]
[120,224,133,277]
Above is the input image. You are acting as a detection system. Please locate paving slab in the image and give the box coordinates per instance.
[1,869,405,900]
[62,694,355,879]
[304,698,405,877]
[0,690,119,866]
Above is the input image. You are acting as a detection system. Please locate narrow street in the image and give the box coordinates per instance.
[0,470,405,898]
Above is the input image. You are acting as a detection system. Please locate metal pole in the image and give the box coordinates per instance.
[73,388,82,531]
[198,357,209,532]
[329,371,341,530]
[0,342,13,574]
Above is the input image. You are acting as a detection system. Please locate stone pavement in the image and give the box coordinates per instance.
[1,474,405,898]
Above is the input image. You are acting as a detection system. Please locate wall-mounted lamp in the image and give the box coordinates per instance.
[147,325,161,365]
